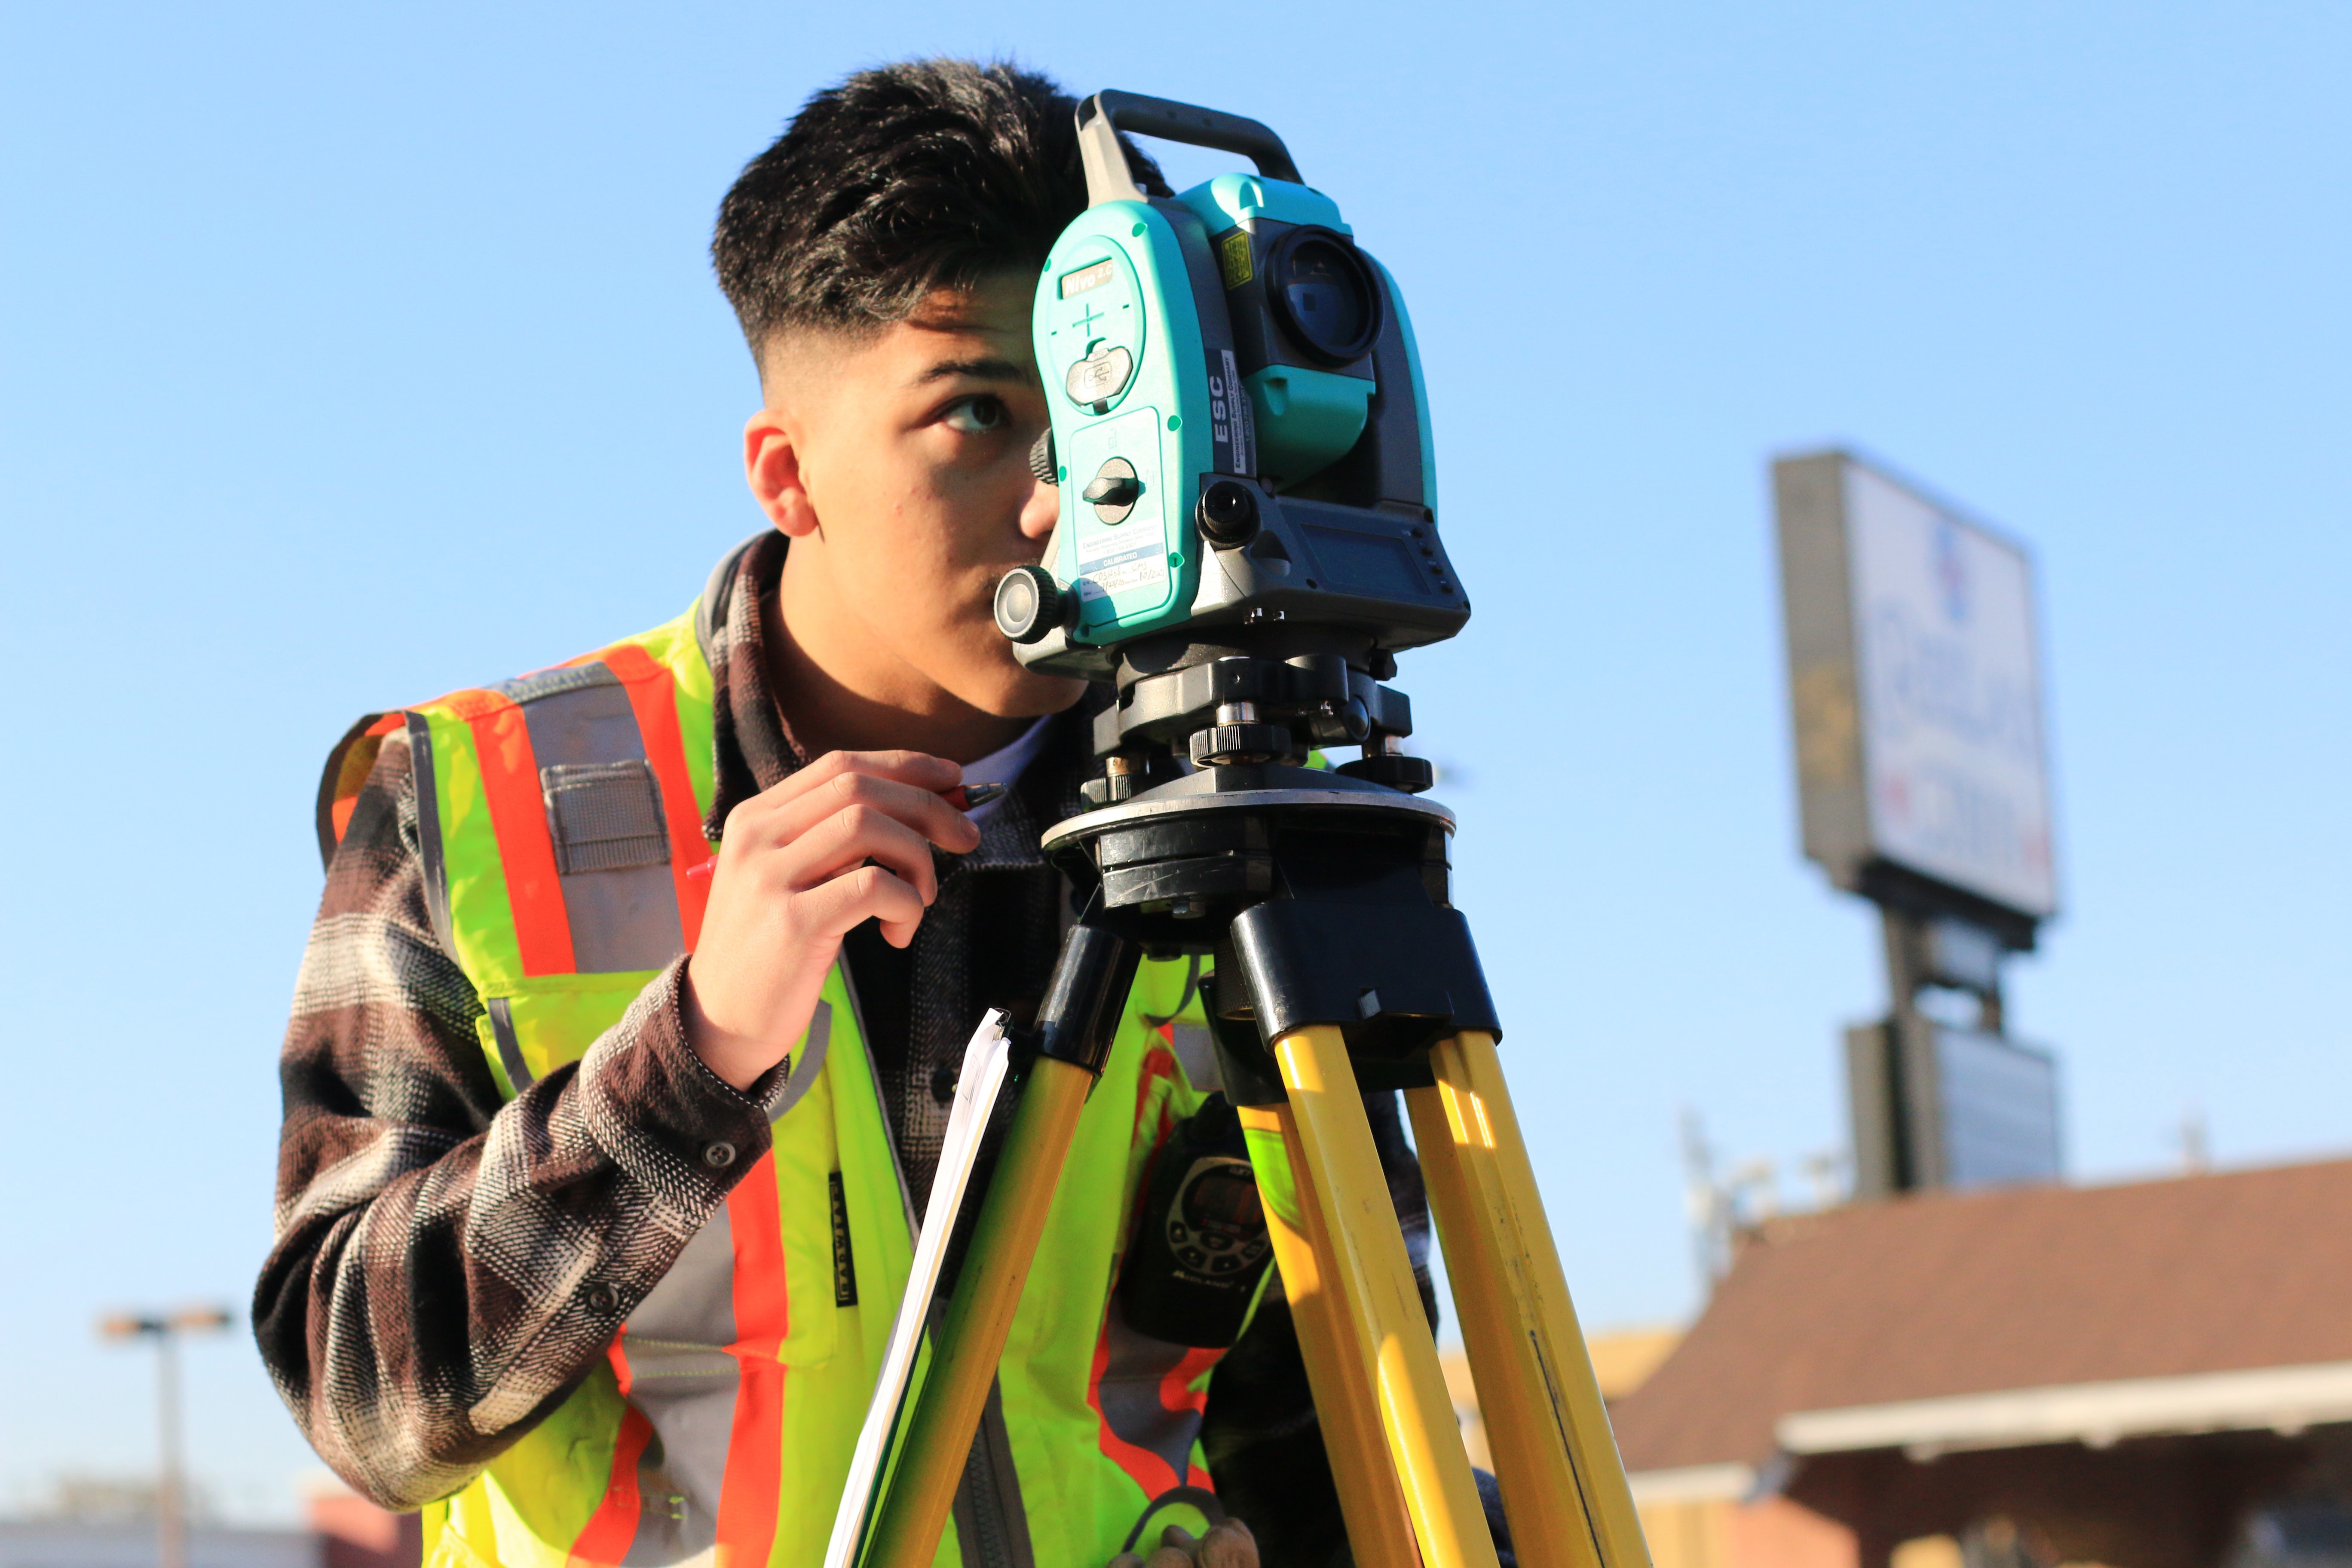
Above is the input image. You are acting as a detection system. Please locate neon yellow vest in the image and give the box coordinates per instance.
[323,603,1246,1568]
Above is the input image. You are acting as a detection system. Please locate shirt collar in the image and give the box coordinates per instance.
[700,531,1102,870]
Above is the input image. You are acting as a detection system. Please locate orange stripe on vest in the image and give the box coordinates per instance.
[597,642,716,949]
[459,693,576,976]
[718,1155,790,1567]
[567,1399,653,1568]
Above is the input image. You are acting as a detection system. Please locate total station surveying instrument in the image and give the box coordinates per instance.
[860,92,1653,1568]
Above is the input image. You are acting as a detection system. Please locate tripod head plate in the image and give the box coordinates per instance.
[1040,782,1455,861]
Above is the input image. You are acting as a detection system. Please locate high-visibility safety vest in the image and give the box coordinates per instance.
[320,594,1246,1568]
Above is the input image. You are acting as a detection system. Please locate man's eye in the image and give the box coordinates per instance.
[943,396,1008,435]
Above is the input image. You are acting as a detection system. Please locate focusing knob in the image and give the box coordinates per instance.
[993,565,1066,644]
[1028,428,1058,486]
[1197,479,1260,546]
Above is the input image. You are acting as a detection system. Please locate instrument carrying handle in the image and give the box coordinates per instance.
[1078,89,1304,206]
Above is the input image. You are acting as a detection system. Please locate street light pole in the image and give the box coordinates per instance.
[99,1307,232,1568]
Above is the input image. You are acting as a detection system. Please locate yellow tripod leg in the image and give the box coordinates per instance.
[1275,1025,1501,1568]
[1238,1102,1420,1568]
[864,1056,1095,1568]
[1408,1032,1652,1568]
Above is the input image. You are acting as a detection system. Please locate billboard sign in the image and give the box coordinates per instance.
[1775,451,2059,927]
[1932,1026,2063,1189]
[1847,1020,2064,1196]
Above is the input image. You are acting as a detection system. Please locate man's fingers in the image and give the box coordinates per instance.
[1111,1518,1253,1568]
[763,749,964,809]
[806,769,982,852]
[802,863,926,947]
[784,804,943,905]
[1196,1520,1257,1568]
[738,759,982,855]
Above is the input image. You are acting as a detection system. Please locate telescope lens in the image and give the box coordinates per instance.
[1268,228,1383,365]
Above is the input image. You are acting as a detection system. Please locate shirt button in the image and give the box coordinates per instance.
[587,1283,620,1314]
[703,1141,737,1170]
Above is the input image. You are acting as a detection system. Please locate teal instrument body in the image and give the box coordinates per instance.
[1033,199,1215,640]
[1177,173,1374,491]
[1008,90,1464,668]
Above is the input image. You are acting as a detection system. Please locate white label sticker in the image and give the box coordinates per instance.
[1076,540,1169,600]
[1216,349,1253,476]
[1069,405,1171,616]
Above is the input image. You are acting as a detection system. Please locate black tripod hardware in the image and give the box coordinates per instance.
[1028,770,1501,1103]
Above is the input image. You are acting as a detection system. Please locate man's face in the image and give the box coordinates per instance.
[750,270,1083,727]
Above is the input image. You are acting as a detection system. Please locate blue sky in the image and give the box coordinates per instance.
[3,0,2345,1524]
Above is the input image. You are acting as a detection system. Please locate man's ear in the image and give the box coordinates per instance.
[744,405,821,539]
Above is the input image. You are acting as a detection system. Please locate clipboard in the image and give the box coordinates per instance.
[823,1008,1015,1568]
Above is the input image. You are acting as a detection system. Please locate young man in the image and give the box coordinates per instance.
[257,59,1436,1568]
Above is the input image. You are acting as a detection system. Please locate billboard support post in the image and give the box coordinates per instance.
[1775,451,2063,1198]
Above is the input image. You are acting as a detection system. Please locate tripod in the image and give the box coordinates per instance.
[859,649,1653,1568]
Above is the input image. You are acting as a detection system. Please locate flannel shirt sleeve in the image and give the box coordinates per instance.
[252,728,780,1510]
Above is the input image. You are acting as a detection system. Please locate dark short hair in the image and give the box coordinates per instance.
[713,58,1163,358]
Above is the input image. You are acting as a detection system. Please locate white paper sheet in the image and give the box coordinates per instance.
[822,1008,1014,1568]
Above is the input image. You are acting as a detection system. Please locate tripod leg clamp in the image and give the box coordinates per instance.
[1209,897,1501,1102]
[1020,900,1144,1078]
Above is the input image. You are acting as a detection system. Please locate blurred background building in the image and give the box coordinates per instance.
[1613,1158,2352,1566]
[0,1482,417,1568]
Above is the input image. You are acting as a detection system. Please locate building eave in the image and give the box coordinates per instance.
[1625,1462,1759,1505]
[1775,1359,2352,1458]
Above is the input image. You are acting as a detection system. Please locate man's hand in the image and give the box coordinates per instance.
[683,750,980,1090]
[1111,1519,1257,1568]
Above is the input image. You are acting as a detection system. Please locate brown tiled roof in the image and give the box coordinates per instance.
[1609,1157,2352,1473]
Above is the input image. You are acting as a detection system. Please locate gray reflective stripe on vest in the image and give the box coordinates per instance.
[492,662,685,974]
[1097,1298,1211,1489]
[599,1002,837,1564]
[485,996,532,1092]
[1165,1025,1219,1095]
[616,1202,740,1564]
[764,1002,830,1121]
